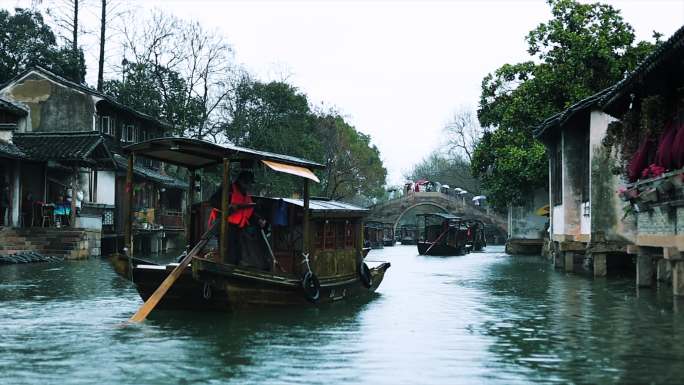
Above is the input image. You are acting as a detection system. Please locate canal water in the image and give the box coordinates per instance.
[2,245,684,384]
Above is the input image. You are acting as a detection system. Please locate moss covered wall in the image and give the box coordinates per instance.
[561,118,586,237]
[3,73,95,132]
[589,110,635,242]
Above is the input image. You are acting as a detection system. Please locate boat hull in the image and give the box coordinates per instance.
[111,255,390,311]
[417,241,465,256]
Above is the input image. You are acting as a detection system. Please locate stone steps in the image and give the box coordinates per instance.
[0,228,98,259]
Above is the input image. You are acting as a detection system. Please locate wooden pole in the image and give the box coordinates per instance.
[219,158,230,263]
[70,167,78,227]
[123,154,134,255]
[186,171,195,247]
[302,180,310,256]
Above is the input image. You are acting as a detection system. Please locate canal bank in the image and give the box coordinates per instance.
[2,245,684,384]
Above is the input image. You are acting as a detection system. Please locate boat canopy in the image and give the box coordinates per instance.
[124,137,325,173]
[416,213,461,220]
[271,197,368,217]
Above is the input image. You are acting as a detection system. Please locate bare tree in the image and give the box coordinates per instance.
[120,9,234,138]
[94,0,131,91]
[443,106,482,163]
[96,0,105,90]
[46,0,86,82]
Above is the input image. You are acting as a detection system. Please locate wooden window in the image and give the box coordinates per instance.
[336,222,345,248]
[552,142,563,206]
[324,221,335,250]
[122,124,135,142]
[345,221,354,248]
[100,116,114,136]
[314,223,323,250]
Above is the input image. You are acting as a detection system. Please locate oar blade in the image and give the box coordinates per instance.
[128,251,195,323]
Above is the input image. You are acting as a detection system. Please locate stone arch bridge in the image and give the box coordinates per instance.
[367,192,508,244]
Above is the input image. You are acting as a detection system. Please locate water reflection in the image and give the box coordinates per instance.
[2,246,684,384]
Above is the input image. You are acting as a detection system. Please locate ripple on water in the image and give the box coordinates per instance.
[2,248,684,384]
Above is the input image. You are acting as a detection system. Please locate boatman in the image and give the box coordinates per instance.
[209,171,267,265]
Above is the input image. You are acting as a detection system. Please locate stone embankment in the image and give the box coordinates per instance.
[0,227,99,261]
[0,251,64,264]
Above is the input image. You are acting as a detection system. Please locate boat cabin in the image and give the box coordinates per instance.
[398,224,418,245]
[364,221,384,249]
[417,213,469,256]
[465,219,487,252]
[382,222,396,247]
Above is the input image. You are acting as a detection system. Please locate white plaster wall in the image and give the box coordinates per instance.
[76,214,102,230]
[589,110,636,243]
[97,171,116,205]
[580,201,590,235]
[510,188,549,239]
[553,204,564,235]
[11,160,20,226]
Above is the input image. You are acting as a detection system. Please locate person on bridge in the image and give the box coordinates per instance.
[209,171,267,265]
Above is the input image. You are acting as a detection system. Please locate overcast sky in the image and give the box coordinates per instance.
[5,0,684,186]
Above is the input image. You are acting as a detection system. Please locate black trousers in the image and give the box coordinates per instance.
[227,224,242,265]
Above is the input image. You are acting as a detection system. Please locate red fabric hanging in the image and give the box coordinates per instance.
[627,138,653,182]
[655,121,676,170]
[671,120,684,169]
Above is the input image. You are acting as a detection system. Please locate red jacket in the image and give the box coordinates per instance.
[228,182,254,228]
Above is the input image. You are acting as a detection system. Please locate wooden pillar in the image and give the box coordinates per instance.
[673,261,684,296]
[70,167,78,227]
[123,154,134,255]
[93,170,98,203]
[564,252,574,272]
[636,253,653,287]
[593,253,607,277]
[657,259,672,283]
[219,159,230,263]
[186,170,195,247]
[302,179,310,255]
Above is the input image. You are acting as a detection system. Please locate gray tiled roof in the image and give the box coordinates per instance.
[601,24,684,110]
[113,154,187,190]
[0,140,28,159]
[0,96,28,116]
[13,132,108,162]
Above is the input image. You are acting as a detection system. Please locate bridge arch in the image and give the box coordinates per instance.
[393,202,449,231]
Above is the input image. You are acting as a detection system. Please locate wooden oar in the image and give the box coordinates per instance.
[128,227,214,323]
[425,227,450,254]
[260,228,285,273]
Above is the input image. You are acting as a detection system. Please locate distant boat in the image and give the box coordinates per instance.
[363,221,384,249]
[416,213,468,256]
[464,219,487,252]
[382,223,396,246]
[398,224,418,245]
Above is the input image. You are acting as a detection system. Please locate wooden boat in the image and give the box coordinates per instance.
[465,219,487,252]
[110,138,390,310]
[416,213,468,256]
[382,223,396,247]
[398,224,418,245]
[363,221,384,249]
